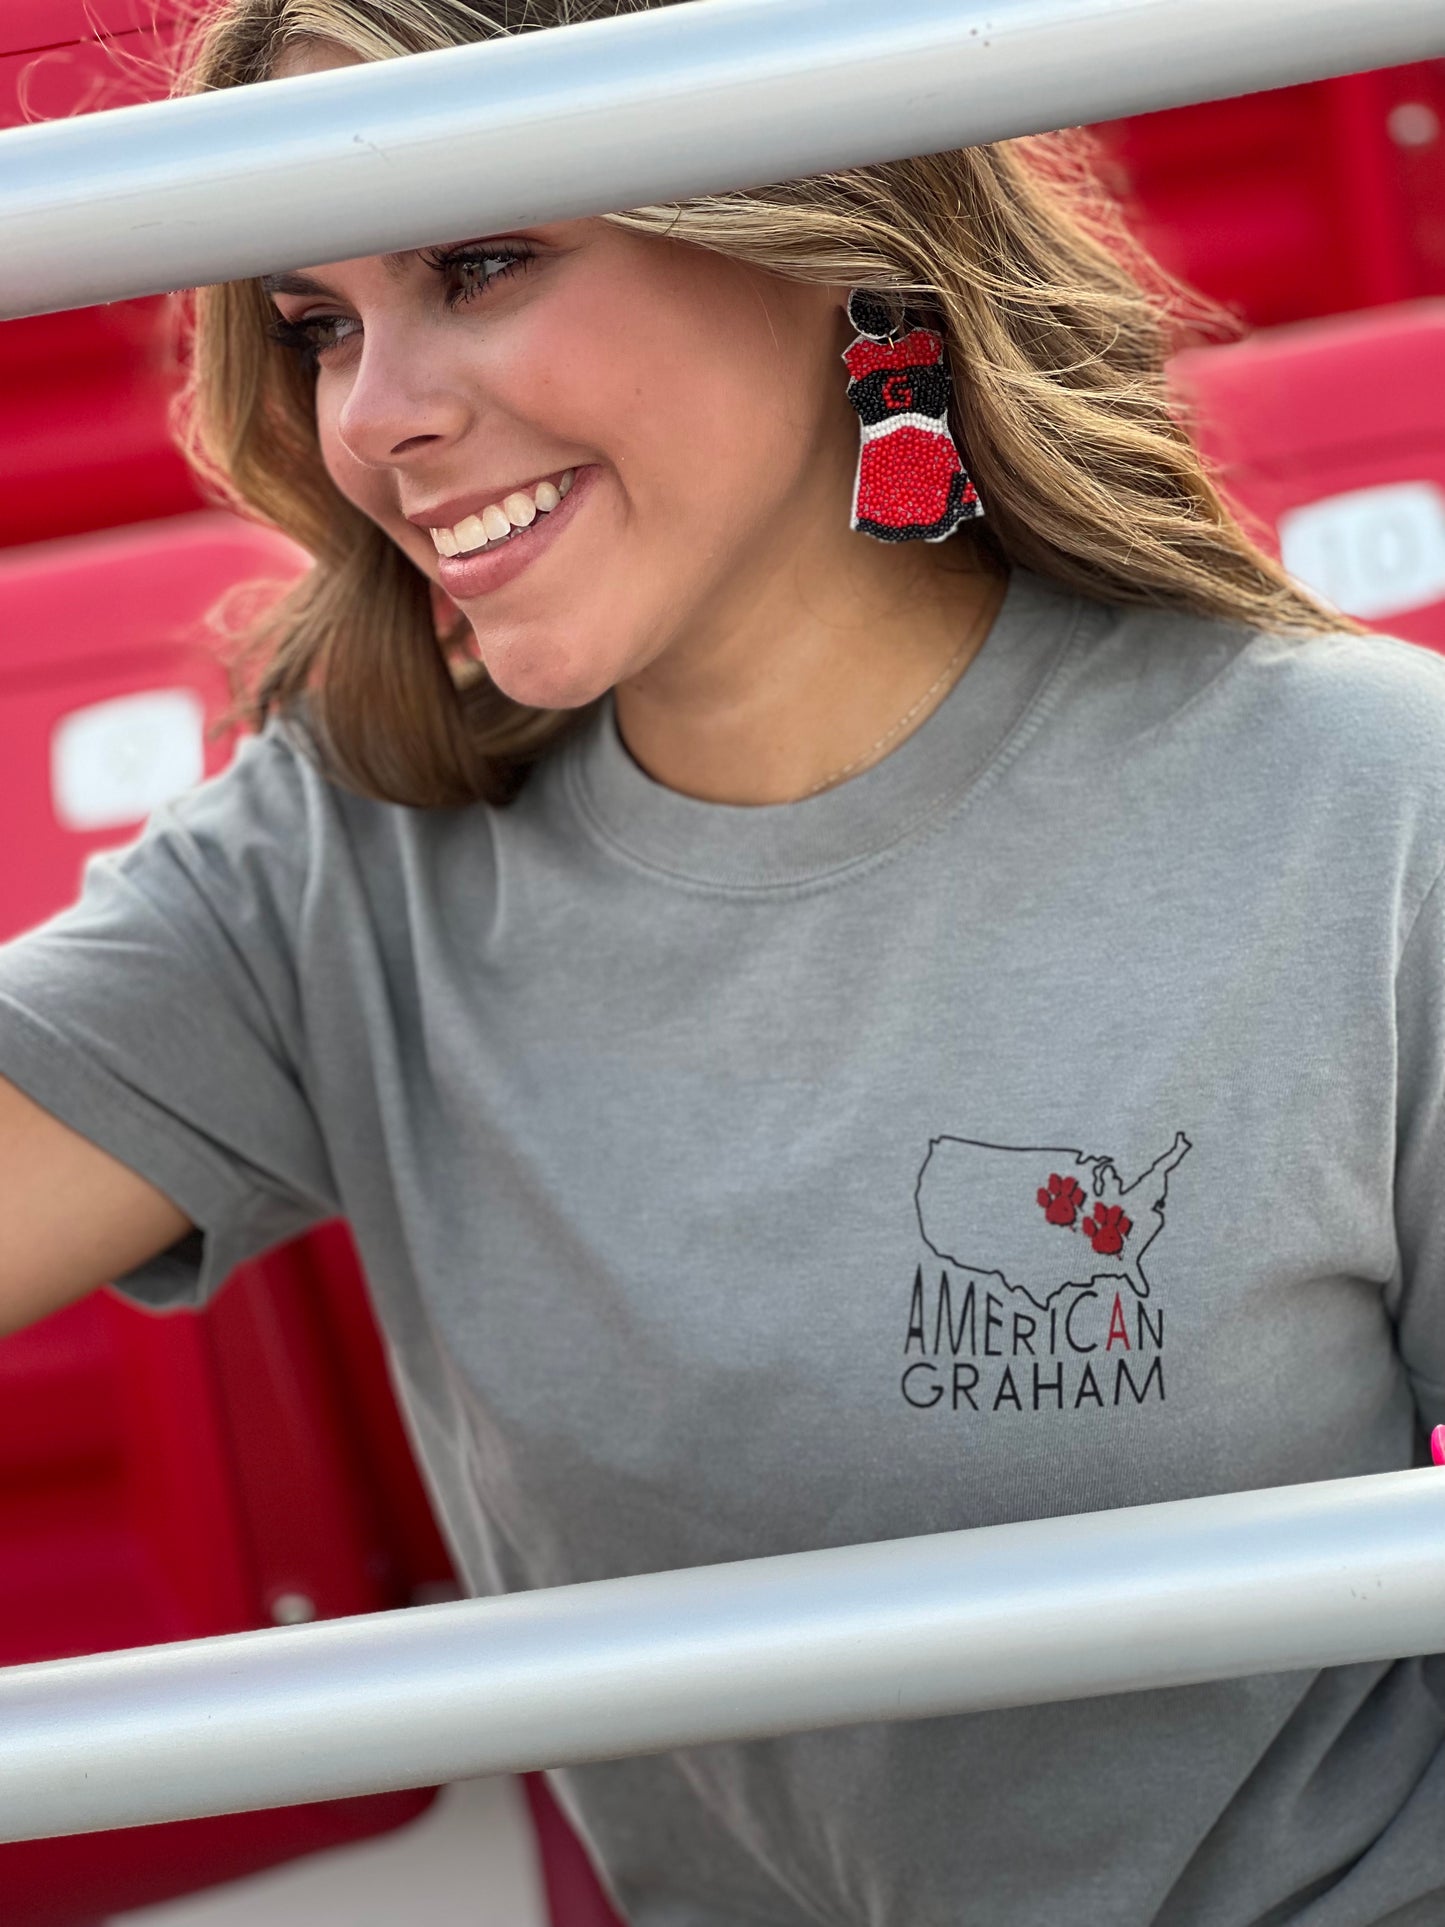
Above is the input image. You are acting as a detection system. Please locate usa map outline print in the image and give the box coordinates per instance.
[914,1130,1192,1312]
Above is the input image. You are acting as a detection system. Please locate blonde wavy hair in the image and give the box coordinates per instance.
[170,0,1354,808]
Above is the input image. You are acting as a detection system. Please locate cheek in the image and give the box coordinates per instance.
[522,272,833,537]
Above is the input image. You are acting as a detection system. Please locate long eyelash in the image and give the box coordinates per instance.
[418,239,536,307]
[264,315,333,371]
[265,241,535,371]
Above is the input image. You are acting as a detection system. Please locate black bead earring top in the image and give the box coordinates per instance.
[846,289,906,343]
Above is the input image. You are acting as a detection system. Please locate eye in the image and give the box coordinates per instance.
[265,311,360,369]
[420,240,536,308]
[264,241,536,371]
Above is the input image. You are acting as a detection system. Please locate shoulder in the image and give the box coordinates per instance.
[1035,588,1445,911]
[226,699,513,915]
[113,698,369,917]
[1218,622,1445,876]
[186,698,408,840]
[1229,622,1445,774]
[148,702,332,857]
[1065,589,1445,793]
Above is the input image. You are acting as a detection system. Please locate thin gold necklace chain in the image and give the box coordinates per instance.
[792,620,981,803]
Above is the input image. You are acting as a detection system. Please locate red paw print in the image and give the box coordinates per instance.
[1082,1203,1132,1256]
[1037,1172,1086,1227]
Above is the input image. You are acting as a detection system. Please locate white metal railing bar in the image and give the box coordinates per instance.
[3,1467,1444,1842]
[1,0,1443,321]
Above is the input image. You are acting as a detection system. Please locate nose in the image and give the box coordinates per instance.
[332,316,474,469]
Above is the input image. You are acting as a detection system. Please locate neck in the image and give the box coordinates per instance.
[611,532,1008,807]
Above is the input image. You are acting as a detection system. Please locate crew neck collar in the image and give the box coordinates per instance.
[560,567,1083,891]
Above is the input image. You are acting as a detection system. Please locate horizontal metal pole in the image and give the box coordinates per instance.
[2,0,1443,321]
[3,1468,1445,1841]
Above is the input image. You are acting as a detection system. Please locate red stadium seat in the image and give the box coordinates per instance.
[0,510,625,1926]
[1169,300,1445,650]
[0,515,462,1925]
[0,0,170,130]
[0,3,204,549]
[1094,62,1445,330]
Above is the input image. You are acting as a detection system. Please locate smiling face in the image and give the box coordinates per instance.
[264,41,859,714]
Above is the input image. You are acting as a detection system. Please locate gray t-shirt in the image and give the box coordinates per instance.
[3,565,1445,1926]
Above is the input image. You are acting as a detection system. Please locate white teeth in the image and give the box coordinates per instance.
[428,469,579,557]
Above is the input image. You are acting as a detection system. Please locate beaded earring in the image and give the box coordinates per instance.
[842,288,984,543]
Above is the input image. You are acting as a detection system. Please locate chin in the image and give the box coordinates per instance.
[476,633,622,713]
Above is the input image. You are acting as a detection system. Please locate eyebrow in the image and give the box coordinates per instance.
[259,249,418,298]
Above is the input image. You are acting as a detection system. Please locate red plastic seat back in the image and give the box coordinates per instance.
[1170,301,1445,650]
[1094,62,1445,329]
[0,513,285,929]
[0,4,203,549]
[0,511,627,1927]
[0,1,171,127]
[0,515,461,1925]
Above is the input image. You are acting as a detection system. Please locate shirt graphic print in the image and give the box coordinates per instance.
[903,1130,1192,1417]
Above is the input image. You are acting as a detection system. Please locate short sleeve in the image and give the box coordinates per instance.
[0,713,339,1312]
[1391,860,1445,1428]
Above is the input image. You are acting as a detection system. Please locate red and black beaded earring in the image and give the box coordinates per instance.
[842,288,984,543]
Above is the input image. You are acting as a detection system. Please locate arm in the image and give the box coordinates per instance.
[0,718,341,1319]
[0,1073,195,1338]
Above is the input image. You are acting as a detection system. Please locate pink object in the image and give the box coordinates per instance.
[1432,1426,1445,1466]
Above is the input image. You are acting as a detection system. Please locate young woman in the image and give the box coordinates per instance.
[3,2,1444,1922]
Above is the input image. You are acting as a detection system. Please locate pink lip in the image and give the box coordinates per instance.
[430,464,596,599]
